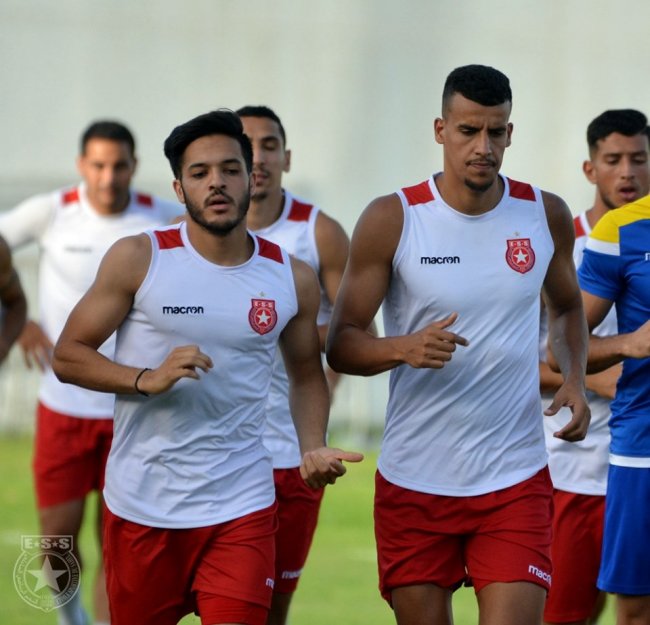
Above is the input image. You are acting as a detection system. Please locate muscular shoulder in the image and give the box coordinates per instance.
[289,255,321,314]
[314,211,350,267]
[99,232,152,292]
[350,193,403,263]
[541,190,574,248]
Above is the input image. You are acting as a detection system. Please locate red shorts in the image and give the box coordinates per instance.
[273,467,325,593]
[32,402,113,508]
[543,490,605,623]
[104,503,278,625]
[374,468,553,602]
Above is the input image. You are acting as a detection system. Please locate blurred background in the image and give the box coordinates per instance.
[1,0,649,440]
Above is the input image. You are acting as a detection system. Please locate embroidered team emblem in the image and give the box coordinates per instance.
[505,238,535,273]
[249,299,278,335]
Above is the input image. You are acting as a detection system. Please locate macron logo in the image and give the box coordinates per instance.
[281,569,303,580]
[162,306,205,315]
[528,564,551,585]
[266,578,274,588]
[645,253,650,261]
[420,256,460,265]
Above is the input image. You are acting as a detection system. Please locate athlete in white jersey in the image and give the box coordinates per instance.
[238,106,351,625]
[541,109,650,625]
[52,110,362,625]
[0,120,181,625]
[328,65,590,625]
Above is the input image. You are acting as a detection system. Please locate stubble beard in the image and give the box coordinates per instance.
[185,190,250,236]
[464,177,495,193]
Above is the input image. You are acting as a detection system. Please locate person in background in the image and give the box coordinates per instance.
[0,120,182,625]
[237,104,351,625]
[541,108,650,625]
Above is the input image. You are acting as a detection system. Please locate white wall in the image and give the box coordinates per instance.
[1,0,649,437]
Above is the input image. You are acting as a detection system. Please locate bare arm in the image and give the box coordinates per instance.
[581,291,650,372]
[314,211,350,349]
[541,191,590,441]
[282,257,363,489]
[0,237,26,362]
[326,194,468,376]
[52,234,212,395]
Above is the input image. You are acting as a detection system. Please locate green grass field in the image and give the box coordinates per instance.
[0,434,615,624]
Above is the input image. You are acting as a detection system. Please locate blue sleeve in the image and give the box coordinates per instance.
[578,247,622,302]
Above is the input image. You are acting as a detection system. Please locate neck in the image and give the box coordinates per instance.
[435,173,504,216]
[87,195,131,216]
[247,188,285,231]
[184,220,254,266]
[585,199,609,228]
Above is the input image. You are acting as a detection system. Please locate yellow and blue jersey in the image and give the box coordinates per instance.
[579,195,650,459]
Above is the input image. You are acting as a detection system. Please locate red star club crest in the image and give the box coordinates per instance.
[249,299,278,335]
[505,238,535,274]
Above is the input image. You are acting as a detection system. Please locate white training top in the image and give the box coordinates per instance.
[0,183,182,418]
[252,190,331,468]
[541,211,614,495]
[105,223,298,528]
[379,174,554,497]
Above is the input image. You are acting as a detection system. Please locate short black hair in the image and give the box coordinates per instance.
[163,109,253,179]
[442,64,512,112]
[236,105,287,146]
[587,109,650,153]
[81,120,135,156]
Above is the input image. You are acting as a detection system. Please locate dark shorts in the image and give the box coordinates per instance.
[598,464,650,595]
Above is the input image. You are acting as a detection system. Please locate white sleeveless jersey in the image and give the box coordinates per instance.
[252,191,331,468]
[541,211,614,495]
[379,174,554,496]
[0,183,182,418]
[104,223,298,528]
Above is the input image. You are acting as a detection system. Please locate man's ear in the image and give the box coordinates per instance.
[173,179,185,204]
[583,160,597,185]
[434,118,445,145]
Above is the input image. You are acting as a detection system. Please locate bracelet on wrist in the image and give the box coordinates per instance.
[134,368,151,397]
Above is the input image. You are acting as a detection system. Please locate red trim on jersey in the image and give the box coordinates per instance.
[135,192,153,207]
[402,181,434,206]
[155,229,184,250]
[573,215,587,238]
[62,188,80,205]
[287,199,314,222]
[507,178,536,202]
[256,237,284,264]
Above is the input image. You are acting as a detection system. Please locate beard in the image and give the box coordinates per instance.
[185,189,250,236]
[464,177,495,193]
[251,189,268,202]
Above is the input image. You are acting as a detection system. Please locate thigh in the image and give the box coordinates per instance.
[467,468,553,594]
[374,471,467,604]
[543,490,604,623]
[477,581,546,625]
[598,465,650,595]
[273,468,325,593]
[392,584,454,625]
